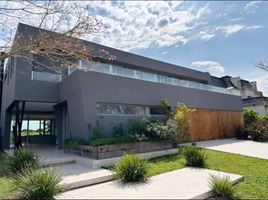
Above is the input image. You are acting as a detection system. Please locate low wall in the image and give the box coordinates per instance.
[76,148,179,168]
[185,108,243,142]
[80,141,173,159]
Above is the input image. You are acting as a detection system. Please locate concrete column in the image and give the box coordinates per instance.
[54,106,63,149]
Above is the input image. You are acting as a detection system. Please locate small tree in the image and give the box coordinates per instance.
[243,108,259,127]
[160,98,172,116]
[174,103,195,142]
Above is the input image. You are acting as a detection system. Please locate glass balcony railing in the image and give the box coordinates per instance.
[30,60,241,96]
[80,60,241,96]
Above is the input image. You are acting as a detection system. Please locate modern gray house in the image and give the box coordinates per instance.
[0,23,243,149]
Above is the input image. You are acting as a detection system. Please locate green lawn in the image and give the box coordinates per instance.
[148,149,268,199]
[0,177,13,199]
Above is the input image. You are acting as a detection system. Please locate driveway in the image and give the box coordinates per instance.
[189,139,268,160]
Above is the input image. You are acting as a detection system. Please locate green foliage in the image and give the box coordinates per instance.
[182,145,207,167]
[64,138,87,149]
[113,124,125,138]
[13,168,63,200]
[147,119,178,146]
[243,108,259,127]
[209,175,239,200]
[160,98,172,116]
[90,135,138,146]
[0,177,13,199]
[174,103,195,142]
[115,154,149,183]
[90,120,103,141]
[234,126,249,140]
[128,120,148,135]
[247,120,268,142]
[260,115,268,121]
[5,148,40,175]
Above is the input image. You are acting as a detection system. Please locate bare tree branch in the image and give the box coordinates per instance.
[257,61,268,72]
[0,1,113,75]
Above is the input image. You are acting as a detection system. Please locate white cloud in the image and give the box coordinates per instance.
[245,25,264,30]
[245,1,262,13]
[0,1,265,51]
[83,1,212,50]
[162,51,169,55]
[216,24,245,37]
[199,31,215,41]
[191,61,225,76]
[253,76,268,96]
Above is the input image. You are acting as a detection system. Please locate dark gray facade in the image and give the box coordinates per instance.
[0,23,243,148]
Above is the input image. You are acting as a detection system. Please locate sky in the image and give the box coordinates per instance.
[84,1,268,96]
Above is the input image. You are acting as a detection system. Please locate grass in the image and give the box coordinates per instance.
[148,149,268,199]
[0,177,14,199]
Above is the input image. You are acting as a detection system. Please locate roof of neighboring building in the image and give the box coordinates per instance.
[210,76,227,88]
[242,96,268,106]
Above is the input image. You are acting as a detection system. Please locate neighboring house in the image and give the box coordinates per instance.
[243,97,268,116]
[221,76,263,99]
[222,76,268,116]
[0,23,243,149]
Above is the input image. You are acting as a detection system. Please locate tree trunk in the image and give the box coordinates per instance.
[13,101,26,149]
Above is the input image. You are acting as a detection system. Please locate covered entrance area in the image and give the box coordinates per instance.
[3,101,69,149]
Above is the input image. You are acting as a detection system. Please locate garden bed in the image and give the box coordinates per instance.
[79,141,174,159]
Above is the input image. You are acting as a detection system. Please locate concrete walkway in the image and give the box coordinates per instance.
[57,167,243,199]
[189,139,268,160]
[53,164,115,189]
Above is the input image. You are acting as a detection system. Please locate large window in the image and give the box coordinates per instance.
[96,103,147,115]
[31,71,62,83]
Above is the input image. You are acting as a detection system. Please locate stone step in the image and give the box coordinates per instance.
[40,157,76,167]
[52,164,115,190]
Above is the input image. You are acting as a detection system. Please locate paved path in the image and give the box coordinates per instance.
[57,167,243,199]
[54,164,115,189]
[188,139,268,160]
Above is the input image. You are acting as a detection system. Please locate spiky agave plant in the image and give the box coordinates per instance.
[6,148,40,175]
[13,168,64,200]
[182,145,207,167]
[115,154,149,183]
[209,175,239,200]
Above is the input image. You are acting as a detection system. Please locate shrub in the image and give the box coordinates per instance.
[247,120,268,142]
[243,108,259,127]
[147,118,178,146]
[90,120,103,141]
[6,148,39,175]
[128,120,149,135]
[209,175,239,200]
[13,168,63,200]
[64,138,87,149]
[234,126,249,140]
[115,154,149,183]
[260,115,268,121]
[113,124,125,138]
[174,103,195,142]
[90,135,138,146]
[160,98,172,116]
[0,153,10,176]
[183,145,207,167]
